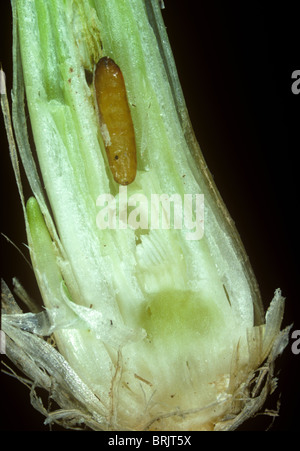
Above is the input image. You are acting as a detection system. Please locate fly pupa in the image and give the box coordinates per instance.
[95,57,137,185]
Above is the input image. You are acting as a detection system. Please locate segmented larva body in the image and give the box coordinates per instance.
[95,57,137,185]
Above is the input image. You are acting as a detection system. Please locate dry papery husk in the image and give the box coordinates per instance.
[2,279,290,431]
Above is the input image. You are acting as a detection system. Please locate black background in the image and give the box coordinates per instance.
[1,0,299,431]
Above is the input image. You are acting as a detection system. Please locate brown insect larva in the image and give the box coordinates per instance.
[95,57,137,185]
